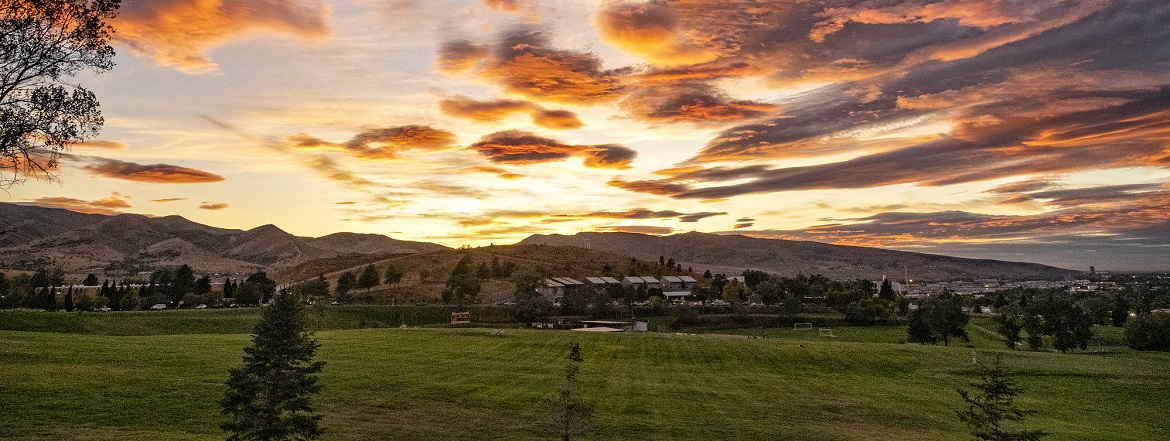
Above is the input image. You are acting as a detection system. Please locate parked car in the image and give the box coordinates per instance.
[149,304,167,310]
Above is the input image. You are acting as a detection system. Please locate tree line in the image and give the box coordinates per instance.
[0,265,278,311]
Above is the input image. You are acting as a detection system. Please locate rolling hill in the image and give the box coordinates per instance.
[519,231,1080,281]
[0,203,447,275]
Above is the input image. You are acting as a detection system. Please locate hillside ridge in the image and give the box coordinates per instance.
[519,231,1079,281]
[0,203,448,275]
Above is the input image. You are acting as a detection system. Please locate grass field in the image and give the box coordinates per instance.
[3,316,1168,440]
[0,306,457,335]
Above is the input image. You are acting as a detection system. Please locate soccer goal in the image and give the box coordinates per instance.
[819,328,837,337]
[793,322,814,331]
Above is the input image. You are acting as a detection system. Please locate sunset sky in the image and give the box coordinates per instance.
[8,0,1170,271]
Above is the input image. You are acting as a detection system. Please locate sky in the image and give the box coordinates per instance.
[7,0,1170,272]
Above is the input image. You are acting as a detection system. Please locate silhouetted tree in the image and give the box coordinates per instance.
[221,291,325,440]
[82,273,99,286]
[64,284,73,312]
[878,278,897,301]
[907,308,936,344]
[335,271,356,303]
[1,0,119,186]
[1111,293,1129,327]
[194,275,212,295]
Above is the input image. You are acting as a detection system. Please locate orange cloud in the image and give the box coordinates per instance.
[468,130,637,169]
[462,165,526,180]
[30,193,132,215]
[199,202,229,210]
[288,125,458,160]
[483,0,518,12]
[468,130,579,164]
[152,198,187,203]
[596,2,718,66]
[594,225,674,235]
[439,96,584,129]
[83,158,225,183]
[113,0,331,73]
[72,140,128,150]
[441,31,626,105]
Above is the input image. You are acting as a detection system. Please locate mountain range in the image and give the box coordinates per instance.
[0,203,447,275]
[0,203,1080,281]
[520,232,1080,281]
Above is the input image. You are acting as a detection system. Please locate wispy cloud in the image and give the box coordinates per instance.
[80,157,225,184]
[439,96,584,129]
[28,193,133,215]
[288,125,458,160]
[594,225,675,235]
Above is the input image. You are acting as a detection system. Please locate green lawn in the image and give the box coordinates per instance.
[2,326,1167,440]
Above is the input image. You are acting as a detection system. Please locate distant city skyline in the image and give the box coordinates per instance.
[6,0,1169,272]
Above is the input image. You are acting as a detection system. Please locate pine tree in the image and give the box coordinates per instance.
[879,278,897,301]
[335,271,356,303]
[547,343,590,441]
[64,285,74,312]
[956,357,1048,441]
[221,291,325,441]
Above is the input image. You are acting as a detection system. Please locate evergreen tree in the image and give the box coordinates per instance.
[547,343,590,441]
[879,278,897,301]
[174,264,196,301]
[221,291,325,441]
[335,271,356,303]
[82,273,100,286]
[956,357,1049,441]
[64,285,74,312]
